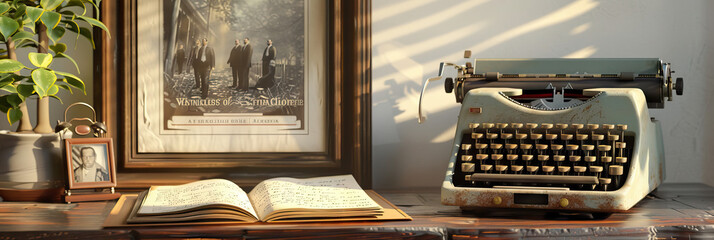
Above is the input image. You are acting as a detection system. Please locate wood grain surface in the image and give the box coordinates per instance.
[0,183,712,239]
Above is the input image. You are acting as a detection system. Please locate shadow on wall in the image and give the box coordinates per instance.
[371,0,711,189]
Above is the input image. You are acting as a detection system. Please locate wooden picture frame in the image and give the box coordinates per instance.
[95,0,372,188]
[64,138,117,189]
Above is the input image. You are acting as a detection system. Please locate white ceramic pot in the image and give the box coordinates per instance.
[0,131,64,190]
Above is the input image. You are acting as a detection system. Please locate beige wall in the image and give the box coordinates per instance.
[372,0,714,189]
[4,1,711,189]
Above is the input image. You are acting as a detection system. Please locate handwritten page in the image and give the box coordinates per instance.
[138,179,258,219]
[248,175,381,220]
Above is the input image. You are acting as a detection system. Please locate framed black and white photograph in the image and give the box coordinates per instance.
[137,0,324,154]
[65,138,117,189]
[99,0,372,188]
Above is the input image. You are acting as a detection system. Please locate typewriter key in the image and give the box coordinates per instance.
[609,165,624,176]
[461,163,476,172]
[592,134,605,141]
[598,145,611,152]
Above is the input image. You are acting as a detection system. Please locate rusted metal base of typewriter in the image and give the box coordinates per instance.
[442,88,665,212]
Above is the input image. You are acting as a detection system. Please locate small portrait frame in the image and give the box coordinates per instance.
[64,138,117,189]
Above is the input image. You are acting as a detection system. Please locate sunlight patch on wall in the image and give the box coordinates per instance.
[570,23,591,35]
[563,46,598,58]
[372,0,435,23]
[373,0,488,46]
[373,21,485,71]
[468,0,599,55]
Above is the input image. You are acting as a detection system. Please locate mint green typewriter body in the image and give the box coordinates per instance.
[420,57,682,212]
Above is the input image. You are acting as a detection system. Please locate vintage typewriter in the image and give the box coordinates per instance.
[418,52,683,212]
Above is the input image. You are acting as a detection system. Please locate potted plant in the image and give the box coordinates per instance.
[0,0,108,201]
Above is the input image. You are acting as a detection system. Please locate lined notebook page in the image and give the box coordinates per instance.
[248,175,381,220]
[138,179,258,219]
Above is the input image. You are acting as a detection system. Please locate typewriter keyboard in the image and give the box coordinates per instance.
[453,123,634,191]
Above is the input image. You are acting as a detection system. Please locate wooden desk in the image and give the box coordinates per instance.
[1,183,713,239]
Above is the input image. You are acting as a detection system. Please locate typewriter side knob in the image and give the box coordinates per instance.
[675,77,683,95]
[445,77,454,93]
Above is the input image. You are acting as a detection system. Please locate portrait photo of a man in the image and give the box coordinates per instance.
[71,145,110,183]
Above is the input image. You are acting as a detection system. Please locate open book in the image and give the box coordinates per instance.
[126,175,384,223]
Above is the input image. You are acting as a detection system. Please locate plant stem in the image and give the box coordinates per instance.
[6,37,33,133]
[33,24,52,134]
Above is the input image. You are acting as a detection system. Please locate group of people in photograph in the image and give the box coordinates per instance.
[174,38,277,99]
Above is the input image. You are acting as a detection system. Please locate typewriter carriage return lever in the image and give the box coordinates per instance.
[418,51,683,212]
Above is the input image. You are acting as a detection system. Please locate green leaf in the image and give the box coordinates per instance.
[28,52,53,68]
[65,0,86,15]
[7,108,22,124]
[0,74,14,88]
[6,93,21,107]
[31,68,56,97]
[0,97,10,113]
[0,16,20,40]
[56,71,84,93]
[0,59,25,73]
[48,94,62,104]
[0,73,19,88]
[50,43,67,54]
[33,84,47,97]
[56,81,72,94]
[25,7,44,22]
[1,84,16,93]
[0,2,10,15]
[78,26,94,48]
[47,84,58,95]
[55,52,79,73]
[11,30,36,45]
[40,11,61,29]
[16,84,34,100]
[18,42,37,49]
[63,18,79,34]
[46,24,64,44]
[77,15,110,38]
[13,4,26,20]
[22,16,36,33]
[40,0,64,11]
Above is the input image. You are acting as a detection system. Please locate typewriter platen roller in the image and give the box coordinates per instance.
[419,53,683,212]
